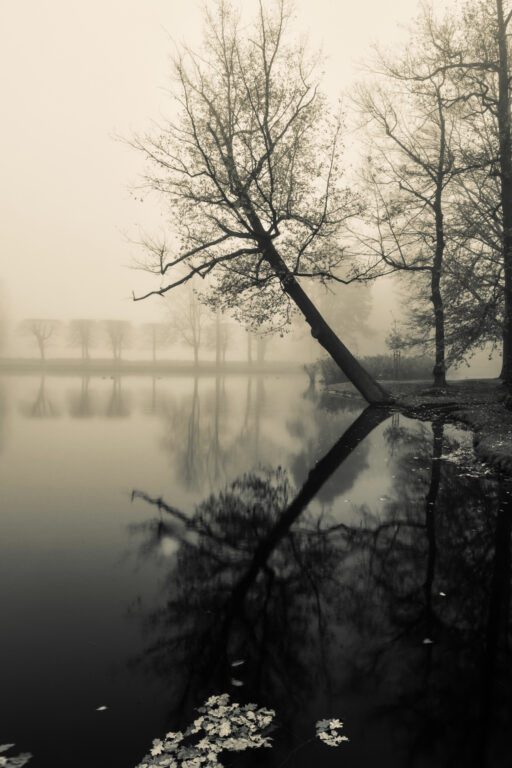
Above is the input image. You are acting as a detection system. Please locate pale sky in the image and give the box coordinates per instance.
[0,0,445,332]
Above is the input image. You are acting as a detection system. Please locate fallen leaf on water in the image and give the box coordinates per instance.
[231,679,244,687]
[96,706,108,711]
[231,660,245,667]
[439,592,447,597]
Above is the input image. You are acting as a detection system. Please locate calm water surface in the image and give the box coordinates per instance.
[0,374,510,767]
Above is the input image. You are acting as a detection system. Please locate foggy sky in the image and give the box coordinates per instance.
[1,0,445,336]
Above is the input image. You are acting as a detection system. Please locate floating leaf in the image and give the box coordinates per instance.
[230,660,244,667]
[231,678,243,687]
[96,705,108,711]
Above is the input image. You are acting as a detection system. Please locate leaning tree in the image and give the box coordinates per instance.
[131,0,391,404]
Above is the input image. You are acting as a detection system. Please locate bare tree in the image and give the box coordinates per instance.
[104,320,132,362]
[167,287,206,365]
[206,309,232,366]
[354,8,481,387]
[69,319,96,362]
[141,322,170,363]
[401,0,512,383]
[130,0,390,404]
[20,318,59,362]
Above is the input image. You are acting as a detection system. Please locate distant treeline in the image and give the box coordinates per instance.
[311,355,434,384]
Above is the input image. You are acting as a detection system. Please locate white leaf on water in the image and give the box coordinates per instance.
[439,592,447,597]
[96,705,108,711]
[231,679,244,686]
[422,638,434,645]
[231,659,245,667]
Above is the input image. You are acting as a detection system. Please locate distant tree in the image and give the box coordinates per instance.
[205,310,232,366]
[246,331,253,365]
[130,0,390,404]
[255,333,267,364]
[386,320,406,380]
[141,322,170,363]
[69,319,96,362]
[20,318,59,361]
[104,320,132,362]
[167,288,206,365]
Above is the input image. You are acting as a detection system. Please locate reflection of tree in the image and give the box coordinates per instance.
[229,376,265,466]
[68,377,95,418]
[131,413,512,767]
[287,395,368,503]
[160,377,208,491]
[20,377,58,418]
[346,421,510,766]
[159,376,268,495]
[131,408,389,740]
[105,377,130,418]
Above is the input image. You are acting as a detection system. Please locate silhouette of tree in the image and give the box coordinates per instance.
[130,0,390,403]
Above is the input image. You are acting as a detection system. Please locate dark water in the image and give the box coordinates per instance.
[0,374,511,768]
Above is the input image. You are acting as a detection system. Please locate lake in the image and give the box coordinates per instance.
[0,373,510,768]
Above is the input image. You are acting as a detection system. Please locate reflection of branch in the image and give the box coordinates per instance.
[130,489,237,552]
[23,377,58,419]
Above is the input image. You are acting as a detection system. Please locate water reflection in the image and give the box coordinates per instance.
[106,377,130,418]
[20,376,59,418]
[68,376,95,418]
[131,410,512,768]
[158,376,273,494]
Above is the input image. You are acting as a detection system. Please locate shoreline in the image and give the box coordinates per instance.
[328,378,512,475]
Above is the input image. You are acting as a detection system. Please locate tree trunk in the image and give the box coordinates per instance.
[431,205,446,388]
[37,336,45,362]
[256,335,265,364]
[431,89,447,389]
[216,309,221,368]
[497,0,512,387]
[263,242,392,404]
